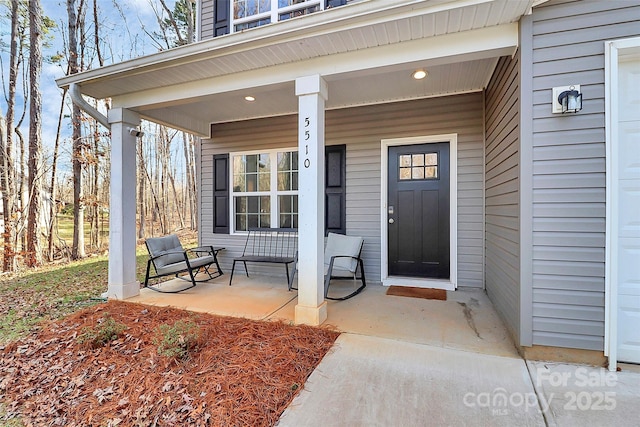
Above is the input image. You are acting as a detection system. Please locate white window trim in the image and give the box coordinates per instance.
[604,36,640,372]
[230,0,324,33]
[229,147,298,234]
[380,134,458,291]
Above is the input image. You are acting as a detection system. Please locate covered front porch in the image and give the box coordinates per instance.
[56,0,536,328]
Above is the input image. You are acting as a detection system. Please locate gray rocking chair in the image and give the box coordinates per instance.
[289,233,366,300]
[144,234,224,293]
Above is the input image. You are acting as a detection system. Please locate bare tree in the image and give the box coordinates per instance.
[25,0,43,267]
[137,133,146,238]
[0,0,21,271]
[182,132,196,229]
[67,0,86,259]
[47,89,66,261]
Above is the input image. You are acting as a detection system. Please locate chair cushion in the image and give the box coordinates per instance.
[146,235,185,269]
[324,233,363,274]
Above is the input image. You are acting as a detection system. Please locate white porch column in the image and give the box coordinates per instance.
[106,108,140,299]
[295,75,328,325]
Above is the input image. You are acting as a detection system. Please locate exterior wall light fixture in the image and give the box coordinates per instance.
[552,85,582,114]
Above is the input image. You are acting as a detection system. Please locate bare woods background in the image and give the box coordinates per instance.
[0,0,198,271]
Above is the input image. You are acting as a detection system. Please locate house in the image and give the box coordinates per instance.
[56,0,640,370]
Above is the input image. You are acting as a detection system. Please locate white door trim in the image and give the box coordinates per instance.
[380,134,458,290]
[604,36,640,372]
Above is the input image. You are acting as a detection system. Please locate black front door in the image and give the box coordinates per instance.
[388,143,450,279]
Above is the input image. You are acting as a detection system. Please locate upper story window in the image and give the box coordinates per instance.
[232,0,324,32]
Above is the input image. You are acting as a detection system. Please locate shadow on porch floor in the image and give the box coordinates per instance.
[127,274,519,359]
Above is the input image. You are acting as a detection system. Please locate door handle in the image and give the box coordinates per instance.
[388,218,395,224]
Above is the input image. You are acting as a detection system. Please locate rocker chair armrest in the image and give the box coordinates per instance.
[186,246,213,256]
[187,245,225,255]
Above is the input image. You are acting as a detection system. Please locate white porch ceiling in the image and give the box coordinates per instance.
[56,0,536,136]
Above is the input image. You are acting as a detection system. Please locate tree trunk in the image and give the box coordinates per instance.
[159,0,185,45]
[68,0,85,259]
[16,125,26,254]
[47,89,66,261]
[1,0,21,272]
[168,168,185,229]
[26,0,44,267]
[91,119,100,249]
[92,0,103,66]
[186,0,195,44]
[182,133,196,229]
[138,135,146,238]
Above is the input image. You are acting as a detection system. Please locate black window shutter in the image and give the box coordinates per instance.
[325,144,346,235]
[212,154,229,234]
[215,147,345,235]
[213,1,230,37]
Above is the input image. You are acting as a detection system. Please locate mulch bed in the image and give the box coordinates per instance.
[0,301,339,426]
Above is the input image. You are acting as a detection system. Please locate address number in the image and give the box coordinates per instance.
[304,116,311,168]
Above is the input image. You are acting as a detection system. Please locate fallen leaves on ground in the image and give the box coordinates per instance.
[0,300,339,426]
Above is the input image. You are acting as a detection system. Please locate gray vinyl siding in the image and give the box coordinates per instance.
[199,0,214,41]
[484,54,520,341]
[527,0,640,350]
[199,94,485,286]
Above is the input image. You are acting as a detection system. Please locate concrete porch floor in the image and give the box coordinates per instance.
[127,274,518,358]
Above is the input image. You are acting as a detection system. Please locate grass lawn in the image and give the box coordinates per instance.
[55,214,108,240]
[0,248,151,345]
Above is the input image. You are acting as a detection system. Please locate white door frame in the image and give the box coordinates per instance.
[380,134,458,290]
[604,36,640,372]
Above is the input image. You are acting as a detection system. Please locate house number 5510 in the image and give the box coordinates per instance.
[303,116,311,168]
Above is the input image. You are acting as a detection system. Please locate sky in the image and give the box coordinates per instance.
[0,0,177,177]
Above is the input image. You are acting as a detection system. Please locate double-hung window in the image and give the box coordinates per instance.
[231,149,298,232]
[231,0,323,32]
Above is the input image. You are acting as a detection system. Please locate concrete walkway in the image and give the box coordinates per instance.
[278,334,544,426]
[277,334,640,427]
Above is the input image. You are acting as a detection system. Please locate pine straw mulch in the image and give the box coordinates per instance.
[0,300,340,426]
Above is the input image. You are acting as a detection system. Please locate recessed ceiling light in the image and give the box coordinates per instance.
[244,96,256,102]
[412,70,428,80]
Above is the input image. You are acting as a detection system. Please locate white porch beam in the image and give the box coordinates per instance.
[106,108,140,299]
[294,75,328,326]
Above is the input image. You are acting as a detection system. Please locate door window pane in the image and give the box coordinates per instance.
[398,152,438,181]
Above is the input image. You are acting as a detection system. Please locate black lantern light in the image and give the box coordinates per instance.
[557,86,582,113]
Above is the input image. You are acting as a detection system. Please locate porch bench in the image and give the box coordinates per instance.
[229,228,298,286]
[144,234,224,293]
